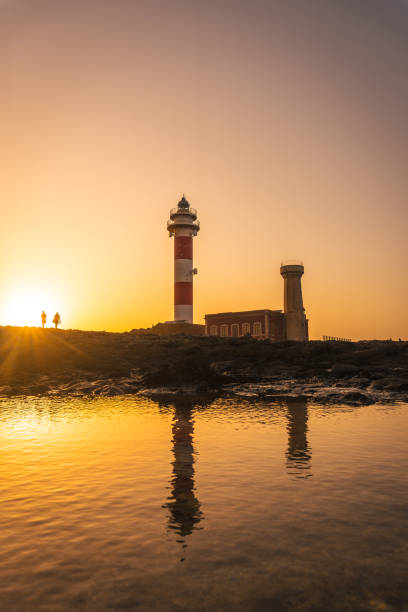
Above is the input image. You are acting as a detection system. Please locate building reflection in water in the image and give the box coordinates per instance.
[160,398,203,561]
[285,398,312,478]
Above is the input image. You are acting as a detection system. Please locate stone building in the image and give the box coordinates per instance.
[205,309,285,341]
[205,262,308,341]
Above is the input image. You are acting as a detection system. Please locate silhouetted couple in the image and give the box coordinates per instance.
[41,311,61,329]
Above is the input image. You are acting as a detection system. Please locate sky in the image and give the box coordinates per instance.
[1,0,407,338]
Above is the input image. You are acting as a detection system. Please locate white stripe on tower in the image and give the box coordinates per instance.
[174,259,193,282]
[175,304,193,322]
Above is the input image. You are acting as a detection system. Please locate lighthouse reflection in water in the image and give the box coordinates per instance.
[160,398,203,561]
[162,397,311,559]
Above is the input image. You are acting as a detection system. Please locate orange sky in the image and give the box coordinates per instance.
[1,0,407,339]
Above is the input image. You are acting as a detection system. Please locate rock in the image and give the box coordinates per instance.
[349,377,371,388]
[117,377,141,386]
[384,378,408,392]
[234,391,259,398]
[341,391,374,405]
[195,382,216,394]
[314,388,375,405]
[314,392,344,404]
[262,387,281,396]
[331,363,359,376]
[260,361,287,376]
[31,383,51,394]
[129,368,143,380]
[363,365,389,379]
[293,368,311,379]
[139,387,179,397]
[369,379,388,390]
[68,380,99,392]
[209,360,255,379]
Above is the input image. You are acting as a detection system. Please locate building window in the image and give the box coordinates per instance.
[209,325,218,336]
[242,323,251,335]
[231,324,239,337]
[220,324,228,337]
[253,322,262,336]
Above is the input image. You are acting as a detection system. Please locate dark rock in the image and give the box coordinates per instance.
[314,390,374,405]
[369,379,388,390]
[209,361,236,376]
[195,382,213,394]
[293,368,311,379]
[262,387,281,396]
[341,391,374,405]
[384,378,408,392]
[209,359,258,380]
[331,363,360,376]
[367,371,387,380]
[349,376,371,388]
[314,392,343,404]
[30,383,51,394]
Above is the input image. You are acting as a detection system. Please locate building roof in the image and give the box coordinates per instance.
[205,309,283,318]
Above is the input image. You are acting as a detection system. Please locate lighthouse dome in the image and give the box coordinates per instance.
[178,195,190,209]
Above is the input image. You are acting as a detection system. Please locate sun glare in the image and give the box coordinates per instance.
[2,287,62,327]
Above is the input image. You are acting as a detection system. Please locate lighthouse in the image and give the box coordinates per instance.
[167,196,200,323]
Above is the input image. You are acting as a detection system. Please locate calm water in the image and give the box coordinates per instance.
[0,396,407,611]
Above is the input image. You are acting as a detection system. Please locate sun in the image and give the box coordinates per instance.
[2,286,62,327]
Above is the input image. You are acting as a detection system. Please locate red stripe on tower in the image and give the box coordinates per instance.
[174,282,193,305]
[174,236,193,259]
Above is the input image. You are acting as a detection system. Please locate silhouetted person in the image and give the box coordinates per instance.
[41,310,47,328]
[53,312,61,329]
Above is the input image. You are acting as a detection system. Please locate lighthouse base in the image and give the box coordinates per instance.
[174,304,193,323]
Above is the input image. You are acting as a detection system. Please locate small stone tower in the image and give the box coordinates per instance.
[280,261,308,341]
[167,196,200,323]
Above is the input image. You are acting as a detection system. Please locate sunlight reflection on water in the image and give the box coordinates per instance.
[0,396,407,611]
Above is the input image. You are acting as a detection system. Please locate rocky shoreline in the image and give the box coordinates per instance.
[0,327,407,406]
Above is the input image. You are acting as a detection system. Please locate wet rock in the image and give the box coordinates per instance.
[341,391,374,405]
[69,380,103,393]
[139,387,177,396]
[350,377,371,388]
[314,392,344,404]
[313,389,375,405]
[262,387,281,396]
[30,383,51,394]
[195,382,216,394]
[384,378,408,392]
[117,376,142,386]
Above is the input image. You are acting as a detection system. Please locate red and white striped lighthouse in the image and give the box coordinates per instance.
[167,196,200,323]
